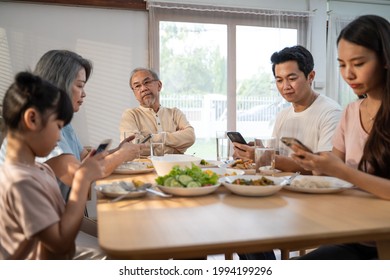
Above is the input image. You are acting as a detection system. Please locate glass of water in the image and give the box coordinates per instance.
[216,131,230,161]
[150,132,166,157]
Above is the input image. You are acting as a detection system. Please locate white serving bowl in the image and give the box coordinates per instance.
[157,184,220,197]
[151,154,202,176]
[219,175,284,197]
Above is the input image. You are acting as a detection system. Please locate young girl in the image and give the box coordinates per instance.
[0,50,140,201]
[0,72,106,259]
[291,15,390,259]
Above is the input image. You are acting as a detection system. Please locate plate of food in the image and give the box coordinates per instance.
[219,159,256,174]
[202,167,245,178]
[283,175,353,194]
[219,175,284,197]
[95,181,147,199]
[113,161,154,175]
[155,164,221,196]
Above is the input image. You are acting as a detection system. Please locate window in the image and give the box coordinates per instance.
[149,2,312,159]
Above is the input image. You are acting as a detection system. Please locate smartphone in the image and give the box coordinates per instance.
[141,134,152,144]
[226,131,248,145]
[93,139,112,155]
[280,137,313,153]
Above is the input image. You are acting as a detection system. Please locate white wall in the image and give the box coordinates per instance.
[329,0,390,18]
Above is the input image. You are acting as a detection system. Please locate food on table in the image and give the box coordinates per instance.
[132,179,146,188]
[231,176,275,186]
[104,184,128,193]
[203,169,238,178]
[291,177,332,189]
[228,159,254,169]
[199,159,209,166]
[102,181,137,193]
[155,164,219,188]
[118,162,153,170]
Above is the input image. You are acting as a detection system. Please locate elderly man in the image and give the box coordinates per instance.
[120,68,195,155]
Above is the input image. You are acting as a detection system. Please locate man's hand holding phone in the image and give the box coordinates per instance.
[227,131,250,151]
[227,131,248,145]
[226,132,256,160]
[232,142,255,161]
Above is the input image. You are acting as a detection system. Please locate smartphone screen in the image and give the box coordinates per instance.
[280,137,313,153]
[227,131,247,145]
[94,139,112,155]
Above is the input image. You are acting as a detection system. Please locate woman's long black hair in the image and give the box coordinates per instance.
[337,15,390,178]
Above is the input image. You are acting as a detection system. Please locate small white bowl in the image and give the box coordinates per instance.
[219,175,284,197]
[151,154,202,176]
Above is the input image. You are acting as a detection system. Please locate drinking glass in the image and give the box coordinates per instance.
[254,137,276,175]
[216,131,230,161]
[150,132,166,157]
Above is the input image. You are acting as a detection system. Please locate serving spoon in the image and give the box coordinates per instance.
[280,172,300,186]
[110,182,170,203]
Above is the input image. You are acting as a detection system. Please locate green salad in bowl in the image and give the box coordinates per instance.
[155,164,219,188]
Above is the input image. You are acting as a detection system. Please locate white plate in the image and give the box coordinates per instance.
[258,166,282,175]
[283,175,353,194]
[201,167,245,177]
[157,184,220,197]
[199,160,222,168]
[219,175,284,197]
[95,182,147,198]
[218,163,256,175]
[113,161,154,175]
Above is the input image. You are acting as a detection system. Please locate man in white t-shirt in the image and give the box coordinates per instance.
[234,46,341,260]
[233,45,341,174]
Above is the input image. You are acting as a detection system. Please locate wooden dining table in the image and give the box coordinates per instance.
[96,170,390,260]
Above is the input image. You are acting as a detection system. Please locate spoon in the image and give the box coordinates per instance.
[110,182,170,202]
[144,187,172,197]
[280,172,300,186]
[109,182,144,203]
[135,182,172,197]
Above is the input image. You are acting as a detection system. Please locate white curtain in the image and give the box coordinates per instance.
[326,13,356,107]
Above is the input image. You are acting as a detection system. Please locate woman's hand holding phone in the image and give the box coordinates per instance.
[280,137,315,160]
[280,137,313,153]
[90,139,112,156]
[141,134,152,144]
